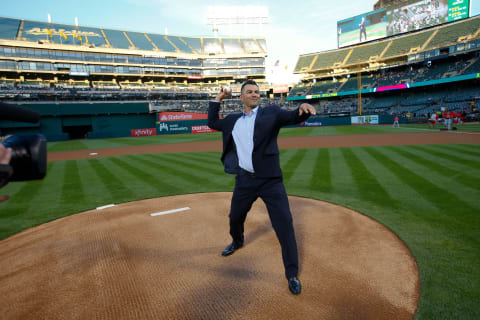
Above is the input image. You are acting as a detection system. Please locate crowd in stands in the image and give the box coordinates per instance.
[289,56,480,98]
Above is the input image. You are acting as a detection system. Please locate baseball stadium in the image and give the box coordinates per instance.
[0,0,479,319]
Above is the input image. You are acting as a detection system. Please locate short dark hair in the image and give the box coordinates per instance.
[241,80,258,94]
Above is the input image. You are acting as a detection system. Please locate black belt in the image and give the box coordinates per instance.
[238,168,255,177]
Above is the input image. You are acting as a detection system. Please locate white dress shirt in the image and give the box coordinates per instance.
[232,107,258,173]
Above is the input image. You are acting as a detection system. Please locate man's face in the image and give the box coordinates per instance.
[240,84,260,109]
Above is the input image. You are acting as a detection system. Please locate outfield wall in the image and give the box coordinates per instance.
[0,102,155,141]
[0,106,400,141]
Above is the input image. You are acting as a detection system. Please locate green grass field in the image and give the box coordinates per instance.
[2,125,480,319]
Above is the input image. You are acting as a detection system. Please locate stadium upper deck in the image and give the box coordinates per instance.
[0,17,267,85]
[295,15,480,79]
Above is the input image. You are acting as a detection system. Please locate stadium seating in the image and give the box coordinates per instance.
[147,34,177,52]
[311,48,351,71]
[0,17,20,40]
[425,17,480,50]
[462,58,480,74]
[346,42,389,65]
[294,55,316,72]
[126,32,155,51]
[103,29,132,49]
[257,39,267,52]
[181,37,202,53]
[383,29,435,58]
[309,80,340,95]
[241,39,262,52]
[203,38,223,54]
[168,36,194,54]
[223,39,244,54]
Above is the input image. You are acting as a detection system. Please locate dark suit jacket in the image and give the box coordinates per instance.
[208,101,311,177]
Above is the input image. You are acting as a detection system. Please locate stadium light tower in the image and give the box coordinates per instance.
[206,6,269,37]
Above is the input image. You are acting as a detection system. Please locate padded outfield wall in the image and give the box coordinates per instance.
[0,102,156,141]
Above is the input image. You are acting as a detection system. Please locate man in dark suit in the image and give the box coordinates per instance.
[208,80,316,294]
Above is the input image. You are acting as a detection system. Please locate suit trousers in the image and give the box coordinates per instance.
[229,170,299,279]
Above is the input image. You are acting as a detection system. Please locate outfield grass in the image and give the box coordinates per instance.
[46,123,480,152]
[2,127,480,319]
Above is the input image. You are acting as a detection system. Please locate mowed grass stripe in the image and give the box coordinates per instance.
[403,145,480,175]
[88,158,136,201]
[437,144,480,157]
[380,147,480,210]
[329,148,357,200]
[309,148,332,193]
[388,146,480,190]
[178,152,220,166]
[411,145,480,170]
[282,149,307,185]
[353,147,435,214]
[341,148,397,208]
[364,147,477,227]
[142,153,232,191]
[108,157,182,196]
[60,160,86,205]
[159,153,225,177]
[125,154,207,190]
[284,149,318,188]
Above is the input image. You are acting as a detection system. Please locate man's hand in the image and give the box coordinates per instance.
[0,145,11,165]
[214,87,231,103]
[299,103,317,116]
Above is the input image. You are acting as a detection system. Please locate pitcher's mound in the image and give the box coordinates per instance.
[0,192,418,319]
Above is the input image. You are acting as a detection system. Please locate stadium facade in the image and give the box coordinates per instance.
[0,16,273,140]
[290,7,480,120]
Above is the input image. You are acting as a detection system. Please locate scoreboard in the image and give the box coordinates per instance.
[338,0,470,48]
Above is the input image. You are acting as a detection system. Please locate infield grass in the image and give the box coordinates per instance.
[1,126,480,319]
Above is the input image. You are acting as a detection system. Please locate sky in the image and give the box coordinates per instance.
[2,0,479,84]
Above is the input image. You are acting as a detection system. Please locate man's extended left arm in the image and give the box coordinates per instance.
[279,103,317,126]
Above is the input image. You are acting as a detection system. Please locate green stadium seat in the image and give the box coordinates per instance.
[425,16,480,50]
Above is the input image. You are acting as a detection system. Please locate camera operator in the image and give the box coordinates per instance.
[1,102,47,203]
[0,144,12,202]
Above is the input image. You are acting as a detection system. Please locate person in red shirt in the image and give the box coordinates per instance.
[392,115,400,128]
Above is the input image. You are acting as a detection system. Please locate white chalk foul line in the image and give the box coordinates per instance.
[96,204,116,210]
[150,207,191,217]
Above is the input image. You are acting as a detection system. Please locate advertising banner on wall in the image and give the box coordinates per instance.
[351,115,379,124]
[157,119,217,135]
[273,84,289,93]
[157,121,191,134]
[131,128,157,137]
[158,112,208,122]
[191,125,217,133]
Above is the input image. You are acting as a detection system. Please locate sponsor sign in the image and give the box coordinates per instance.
[273,84,289,94]
[131,128,157,137]
[158,112,208,122]
[351,115,379,124]
[304,120,323,127]
[191,125,216,133]
[158,122,190,134]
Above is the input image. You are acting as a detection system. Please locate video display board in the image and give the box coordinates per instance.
[337,9,387,48]
[337,0,470,48]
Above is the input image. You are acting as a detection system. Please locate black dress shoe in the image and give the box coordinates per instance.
[288,277,301,295]
[221,242,243,256]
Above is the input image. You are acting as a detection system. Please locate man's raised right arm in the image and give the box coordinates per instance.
[208,88,230,131]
